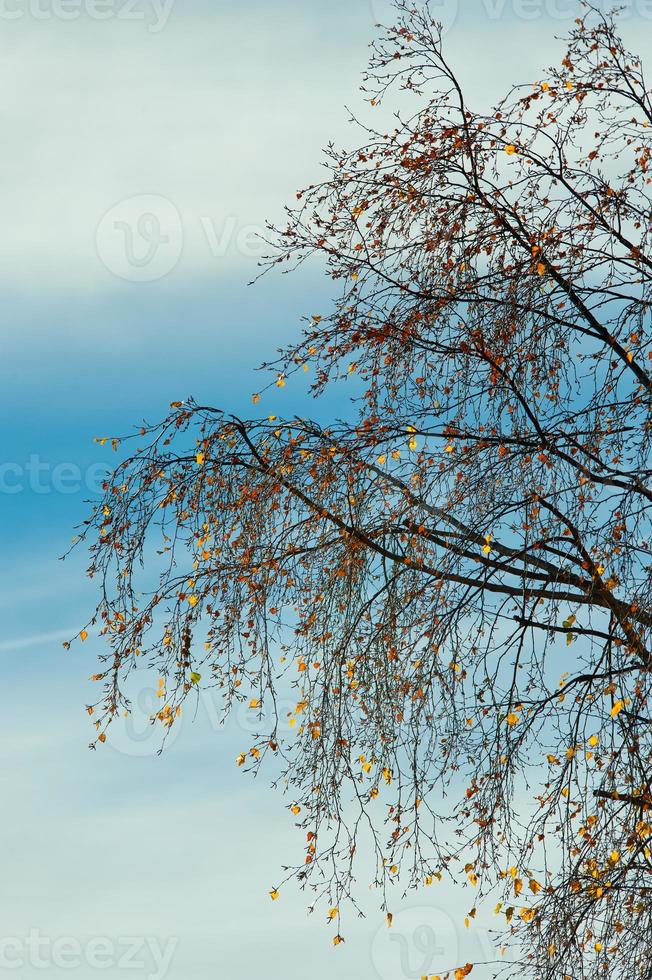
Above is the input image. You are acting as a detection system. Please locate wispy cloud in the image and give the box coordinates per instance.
[0,627,77,654]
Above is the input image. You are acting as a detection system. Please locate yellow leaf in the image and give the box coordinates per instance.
[589,734,599,747]
[269,889,279,901]
[188,595,198,607]
[611,700,624,719]
[506,712,520,727]
[505,145,517,155]
[291,805,301,815]
[387,912,393,928]
[249,699,261,709]
[276,376,286,388]
[252,393,261,404]
[332,935,344,946]
[327,907,338,920]
[80,630,88,642]
[196,452,205,465]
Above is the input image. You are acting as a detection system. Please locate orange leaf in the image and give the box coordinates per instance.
[455,965,473,979]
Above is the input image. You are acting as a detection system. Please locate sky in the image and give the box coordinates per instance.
[2,1,651,977]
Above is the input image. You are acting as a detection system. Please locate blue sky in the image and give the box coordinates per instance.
[2,1,651,977]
